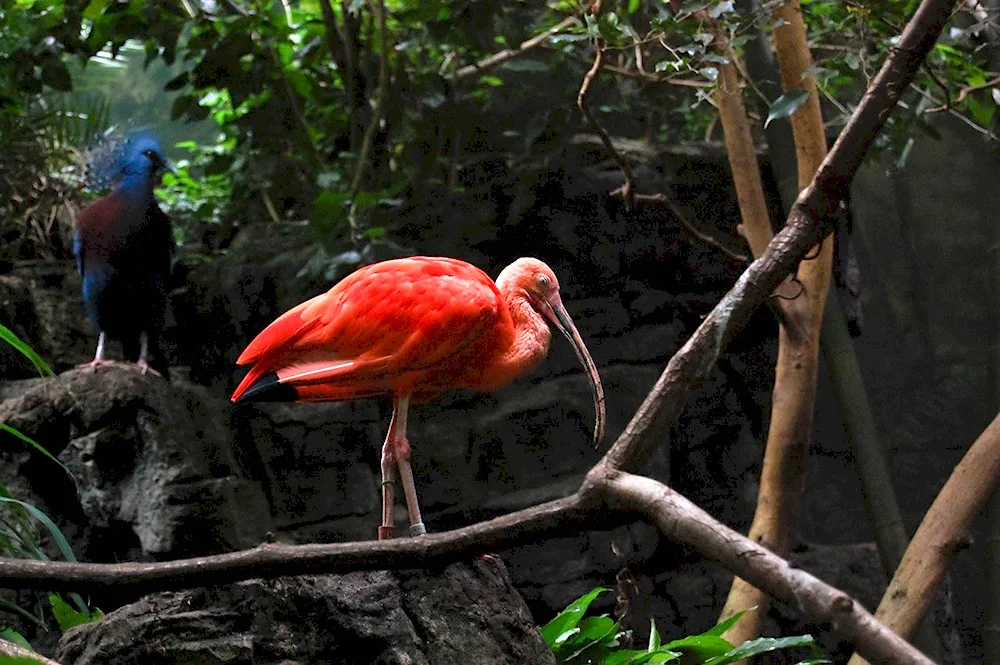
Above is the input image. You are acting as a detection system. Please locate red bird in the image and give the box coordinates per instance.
[231,256,605,540]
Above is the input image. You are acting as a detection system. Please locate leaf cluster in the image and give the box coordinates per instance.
[542,588,830,665]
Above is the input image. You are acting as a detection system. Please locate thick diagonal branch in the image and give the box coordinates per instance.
[847,409,1000,665]
[599,0,959,473]
[603,472,934,665]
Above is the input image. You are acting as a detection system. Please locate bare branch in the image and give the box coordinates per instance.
[847,409,1000,665]
[616,191,750,263]
[448,16,579,80]
[0,494,603,595]
[0,639,64,665]
[924,73,1000,112]
[603,472,936,665]
[578,39,637,207]
[349,0,391,200]
[598,0,961,473]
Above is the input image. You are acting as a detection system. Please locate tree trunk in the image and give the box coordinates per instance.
[711,1,834,650]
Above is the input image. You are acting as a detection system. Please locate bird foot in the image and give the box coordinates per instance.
[377,525,396,540]
[408,523,426,537]
[134,361,162,378]
[75,358,119,372]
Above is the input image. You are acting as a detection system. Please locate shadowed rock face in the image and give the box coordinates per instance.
[0,366,274,562]
[55,559,555,665]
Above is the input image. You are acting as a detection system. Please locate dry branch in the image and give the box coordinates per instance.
[0,474,934,665]
[0,639,64,665]
[578,37,637,206]
[711,26,775,258]
[846,409,1000,665]
[448,16,578,80]
[604,472,934,665]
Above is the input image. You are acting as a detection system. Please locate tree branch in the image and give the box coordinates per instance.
[0,639,64,665]
[448,16,579,80]
[719,0,835,649]
[578,37,637,208]
[603,472,935,665]
[598,0,959,474]
[846,409,1000,665]
[0,494,606,595]
[0,474,934,665]
[348,0,391,202]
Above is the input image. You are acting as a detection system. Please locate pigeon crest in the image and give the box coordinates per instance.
[84,129,166,192]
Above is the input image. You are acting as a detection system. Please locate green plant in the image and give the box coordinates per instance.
[541,588,830,665]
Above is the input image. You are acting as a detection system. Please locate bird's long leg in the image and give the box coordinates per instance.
[378,395,407,540]
[135,332,162,377]
[391,394,426,536]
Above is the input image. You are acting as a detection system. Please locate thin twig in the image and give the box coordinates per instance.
[924,73,1000,112]
[578,40,636,208]
[909,83,999,138]
[615,191,749,263]
[448,16,579,80]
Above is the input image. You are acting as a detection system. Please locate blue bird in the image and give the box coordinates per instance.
[73,131,175,377]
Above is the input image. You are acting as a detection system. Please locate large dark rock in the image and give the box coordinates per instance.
[55,559,555,665]
[0,366,273,562]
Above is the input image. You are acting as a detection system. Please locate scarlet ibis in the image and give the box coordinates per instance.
[74,131,175,377]
[231,256,605,540]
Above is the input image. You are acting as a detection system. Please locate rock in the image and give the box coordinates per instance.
[55,559,555,665]
[0,365,273,561]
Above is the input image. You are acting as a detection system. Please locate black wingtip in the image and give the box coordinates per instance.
[234,372,299,404]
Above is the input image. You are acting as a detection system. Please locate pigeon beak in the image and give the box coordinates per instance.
[540,293,606,448]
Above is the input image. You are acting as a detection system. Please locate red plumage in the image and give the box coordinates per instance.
[232,255,604,540]
[232,257,513,403]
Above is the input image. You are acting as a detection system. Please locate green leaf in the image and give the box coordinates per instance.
[765,88,809,127]
[0,492,77,563]
[48,593,101,632]
[0,656,41,664]
[703,609,752,637]
[661,634,734,660]
[648,618,661,651]
[561,616,618,661]
[703,635,823,665]
[628,0,640,13]
[0,325,53,377]
[540,587,609,646]
[0,627,33,650]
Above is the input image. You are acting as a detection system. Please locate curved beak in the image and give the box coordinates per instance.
[540,294,606,448]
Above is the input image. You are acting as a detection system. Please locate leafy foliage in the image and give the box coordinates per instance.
[541,588,830,665]
[3,0,996,264]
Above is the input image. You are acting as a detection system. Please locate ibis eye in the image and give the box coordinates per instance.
[535,273,551,289]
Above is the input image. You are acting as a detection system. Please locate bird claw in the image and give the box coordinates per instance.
[75,358,118,372]
[135,361,162,378]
